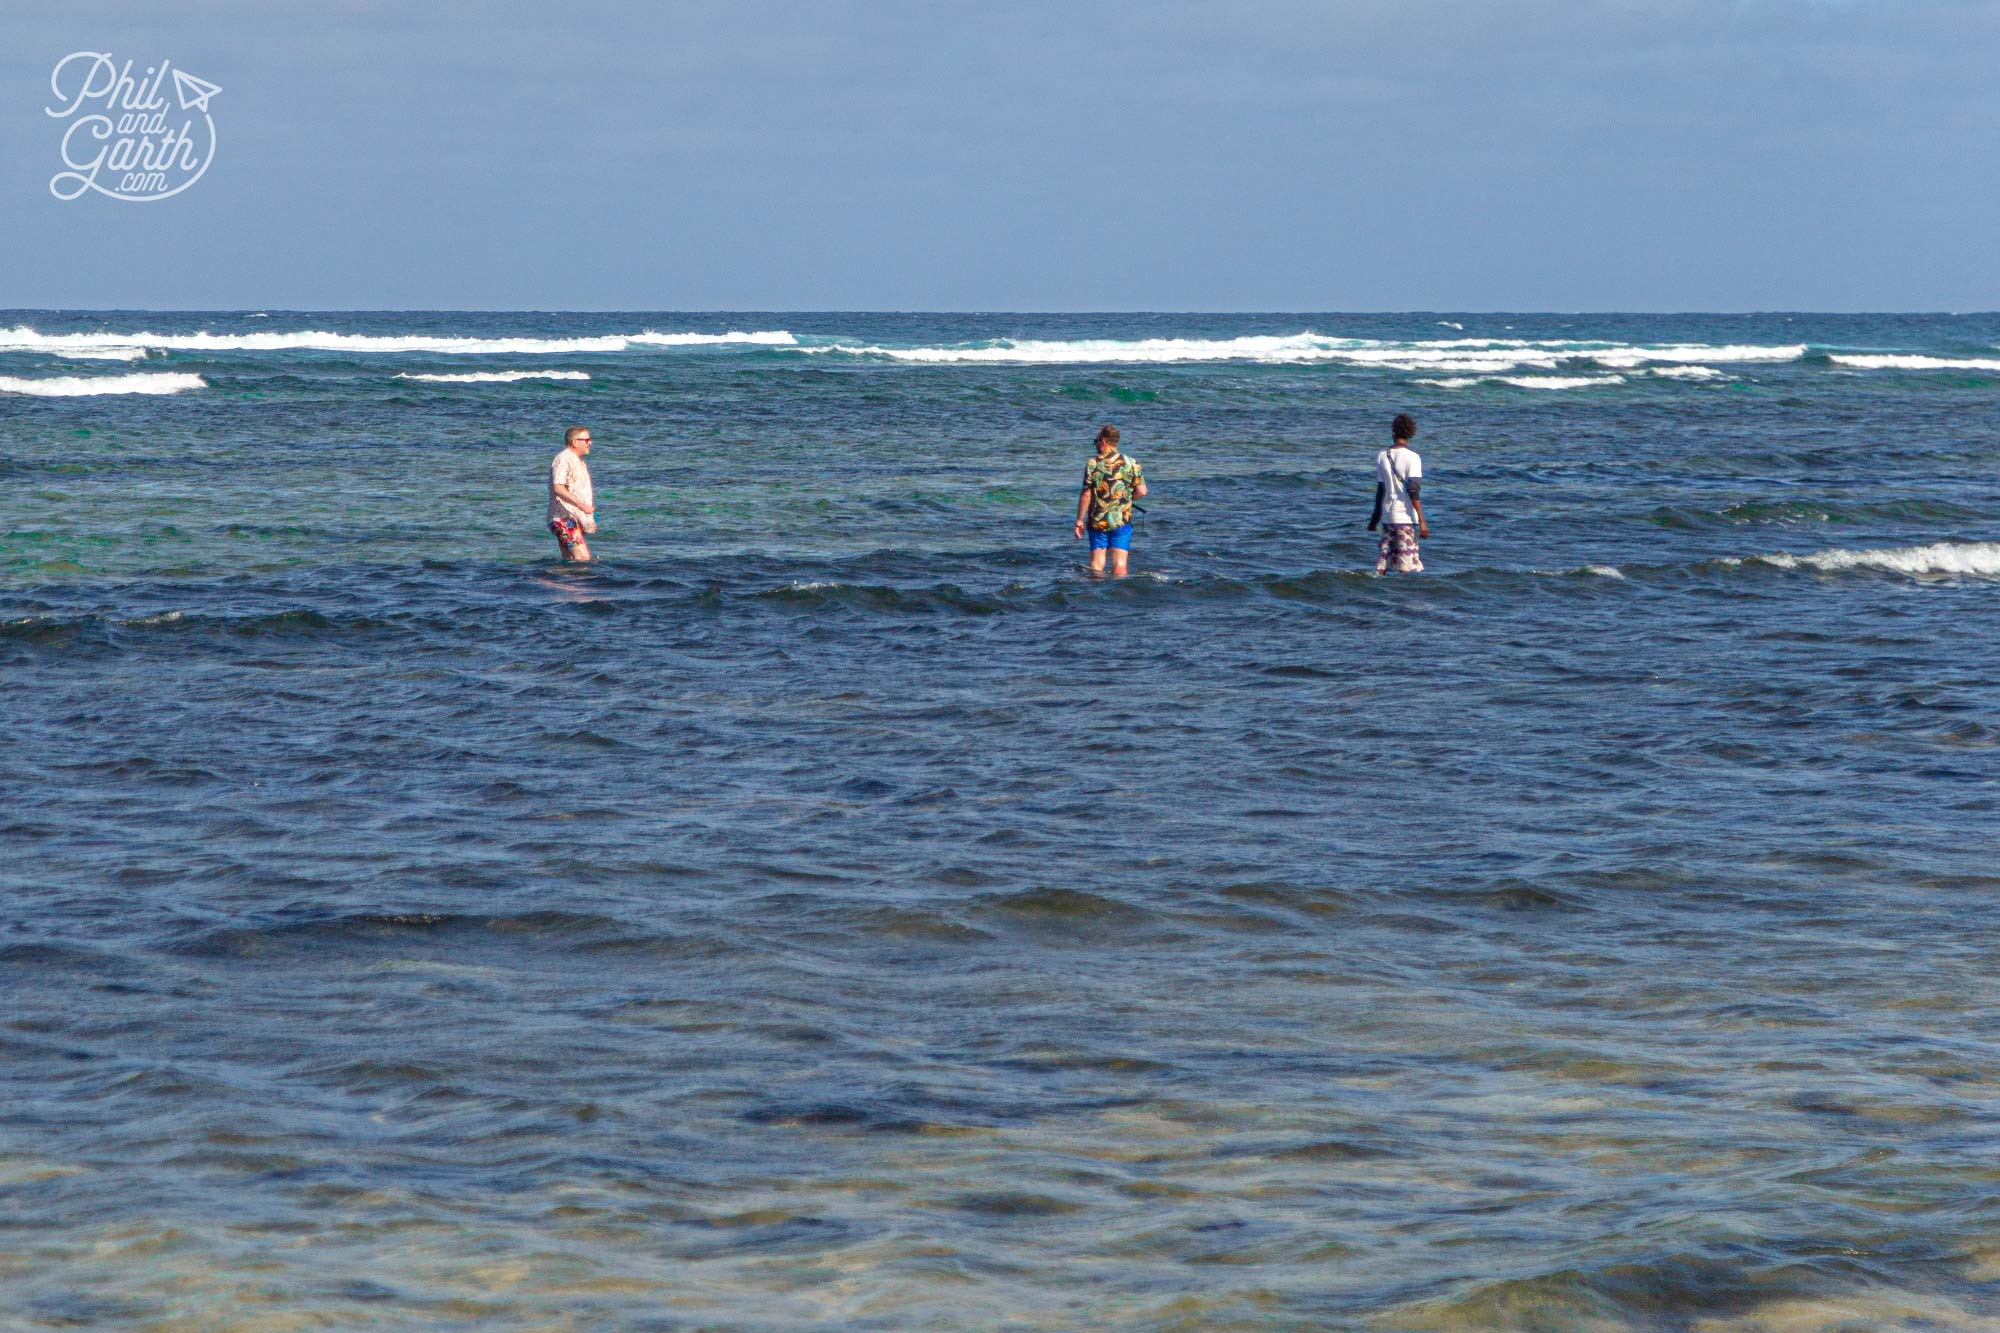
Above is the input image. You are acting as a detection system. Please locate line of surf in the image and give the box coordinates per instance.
[393,371,591,383]
[1736,540,2000,578]
[1828,353,2000,372]
[1526,541,2000,582]
[1416,375,1627,390]
[0,326,796,356]
[799,333,1808,369]
[0,372,206,397]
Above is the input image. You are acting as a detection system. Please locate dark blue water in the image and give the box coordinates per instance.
[3,312,1999,1328]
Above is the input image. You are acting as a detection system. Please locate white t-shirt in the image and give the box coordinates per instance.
[1375,446,1422,526]
[548,448,593,526]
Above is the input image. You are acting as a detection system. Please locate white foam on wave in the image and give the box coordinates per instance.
[1828,353,2000,372]
[1503,375,1624,389]
[628,331,794,348]
[54,348,149,362]
[0,325,795,356]
[0,371,205,397]
[1748,541,2000,578]
[393,370,591,384]
[1532,564,1628,579]
[1415,374,1625,390]
[1334,347,1569,371]
[1395,342,1793,373]
[1591,343,1804,367]
[804,331,1804,372]
[809,333,1364,364]
[805,333,1588,370]
[0,322,1816,375]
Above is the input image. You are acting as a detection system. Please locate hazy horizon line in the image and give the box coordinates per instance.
[5,307,1995,318]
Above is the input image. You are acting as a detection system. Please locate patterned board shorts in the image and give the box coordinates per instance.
[549,515,586,552]
[1377,523,1423,574]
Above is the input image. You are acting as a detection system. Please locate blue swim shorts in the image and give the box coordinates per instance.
[1088,523,1133,551]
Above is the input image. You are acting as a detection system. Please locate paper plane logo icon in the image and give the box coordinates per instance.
[46,50,223,200]
[172,68,221,113]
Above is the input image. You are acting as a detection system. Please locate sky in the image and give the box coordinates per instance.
[2,0,1996,311]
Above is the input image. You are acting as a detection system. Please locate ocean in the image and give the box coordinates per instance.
[2,311,1997,1329]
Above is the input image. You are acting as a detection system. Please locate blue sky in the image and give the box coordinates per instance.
[3,0,1996,310]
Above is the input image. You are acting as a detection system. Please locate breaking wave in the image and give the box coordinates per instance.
[807,332,1365,365]
[1529,564,1629,579]
[0,371,206,397]
[393,370,591,384]
[1828,353,2000,371]
[1741,541,2000,578]
[801,332,1808,372]
[0,325,796,357]
[1415,374,1626,390]
[53,348,150,362]
[1589,343,1804,367]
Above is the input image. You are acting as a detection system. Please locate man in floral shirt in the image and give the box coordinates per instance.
[547,425,598,561]
[1072,424,1149,577]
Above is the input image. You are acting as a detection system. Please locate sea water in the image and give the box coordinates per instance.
[2,311,1998,1329]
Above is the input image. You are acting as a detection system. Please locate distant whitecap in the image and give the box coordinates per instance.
[1415,374,1624,390]
[1828,353,2000,371]
[0,325,795,356]
[1754,541,2000,578]
[393,371,591,383]
[0,371,205,397]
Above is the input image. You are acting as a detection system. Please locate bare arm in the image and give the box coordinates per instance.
[1073,485,1092,535]
[1407,479,1427,538]
[553,482,593,514]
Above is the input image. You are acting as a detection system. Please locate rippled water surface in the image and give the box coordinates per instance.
[4,311,2000,1329]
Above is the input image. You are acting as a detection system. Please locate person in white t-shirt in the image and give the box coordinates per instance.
[1368,413,1428,574]
[547,425,597,561]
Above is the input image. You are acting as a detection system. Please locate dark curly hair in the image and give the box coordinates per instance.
[1392,413,1416,443]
